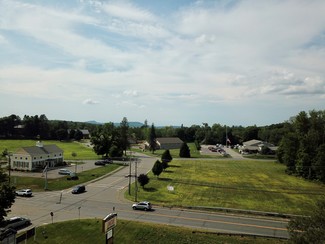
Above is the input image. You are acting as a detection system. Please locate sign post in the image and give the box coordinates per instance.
[102,213,117,244]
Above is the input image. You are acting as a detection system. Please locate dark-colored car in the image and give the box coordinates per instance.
[95,161,106,166]
[71,185,86,194]
[95,159,113,166]
[1,217,31,230]
[132,201,152,211]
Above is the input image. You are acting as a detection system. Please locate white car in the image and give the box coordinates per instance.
[58,169,72,175]
[15,189,32,197]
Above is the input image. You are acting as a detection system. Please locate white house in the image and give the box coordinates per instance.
[240,139,278,154]
[11,141,64,171]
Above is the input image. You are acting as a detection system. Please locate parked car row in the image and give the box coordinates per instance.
[208,146,226,155]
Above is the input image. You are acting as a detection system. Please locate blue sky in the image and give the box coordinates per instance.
[0,0,324,127]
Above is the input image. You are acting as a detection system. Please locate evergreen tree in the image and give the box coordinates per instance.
[179,142,191,158]
[152,160,163,178]
[161,149,172,163]
[119,117,130,156]
[149,124,157,153]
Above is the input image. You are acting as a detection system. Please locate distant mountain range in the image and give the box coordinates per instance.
[86,120,144,128]
[85,121,181,128]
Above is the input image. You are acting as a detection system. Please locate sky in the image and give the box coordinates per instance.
[0,0,324,127]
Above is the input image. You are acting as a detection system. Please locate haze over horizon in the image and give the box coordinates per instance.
[1,0,324,127]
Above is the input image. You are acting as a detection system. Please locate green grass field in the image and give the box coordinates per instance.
[132,143,225,158]
[21,219,285,244]
[0,139,99,160]
[126,159,325,215]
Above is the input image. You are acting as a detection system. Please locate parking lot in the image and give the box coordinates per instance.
[8,160,99,179]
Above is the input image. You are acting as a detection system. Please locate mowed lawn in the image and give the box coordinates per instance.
[127,159,325,215]
[0,139,99,160]
[22,219,284,244]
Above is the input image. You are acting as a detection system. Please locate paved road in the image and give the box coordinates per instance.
[9,152,289,239]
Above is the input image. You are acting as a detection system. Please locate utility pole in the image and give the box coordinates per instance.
[128,155,132,195]
[134,158,138,202]
[44,164,48,190]
[8,153,11,185]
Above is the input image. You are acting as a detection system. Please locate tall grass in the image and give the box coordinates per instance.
[126,159,325,215]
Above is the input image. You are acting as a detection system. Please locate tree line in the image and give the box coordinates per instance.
[1,111,325,183]
[0,114,293,145]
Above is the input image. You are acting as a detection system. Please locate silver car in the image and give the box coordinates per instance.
[132,201,152,211]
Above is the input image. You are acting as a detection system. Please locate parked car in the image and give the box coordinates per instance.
[1,217,31,230]
[71,185,86,194]
[94,161,106,166]
[95,159,113,166]
[103,158,113,164]
[58,169,72,175]
[15,189,32,197]
[132,201,152,211]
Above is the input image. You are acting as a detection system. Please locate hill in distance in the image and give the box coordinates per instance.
[86,120,144,128]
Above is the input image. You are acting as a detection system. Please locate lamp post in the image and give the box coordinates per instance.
[6,153,12,185]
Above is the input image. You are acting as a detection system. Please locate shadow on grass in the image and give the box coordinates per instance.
[163,170,173,173]
[142,187,157,192]
[157,177,172,181]
[169,165,181,168]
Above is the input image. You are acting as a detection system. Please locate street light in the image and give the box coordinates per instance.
[5,153,12,185]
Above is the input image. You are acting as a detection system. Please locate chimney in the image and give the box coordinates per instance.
[36,141,43,147]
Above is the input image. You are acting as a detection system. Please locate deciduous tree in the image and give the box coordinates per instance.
[288,199,325,243]
[137,174,150,189]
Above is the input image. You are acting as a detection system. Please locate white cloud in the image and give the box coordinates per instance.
[102,1,155,22]
[123,90,138,97]
[83,98,100,105]
[0,0,324,126]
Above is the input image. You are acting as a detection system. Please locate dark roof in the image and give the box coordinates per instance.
[157,137,183,144]
[17,144,63,155]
